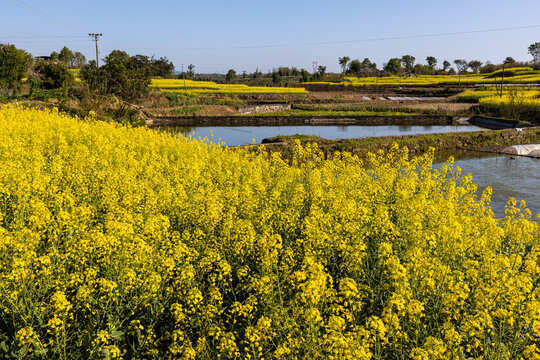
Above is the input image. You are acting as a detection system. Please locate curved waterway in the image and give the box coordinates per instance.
[435,154,540,220]
[162,125,480,146]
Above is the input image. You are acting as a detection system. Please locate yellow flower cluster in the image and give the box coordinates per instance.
[0,105,539,359]
[459,88,540,103]
[479,92,540,110]
[151,78,308,94]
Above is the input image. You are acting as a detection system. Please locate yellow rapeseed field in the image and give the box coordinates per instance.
[0,105,539,359]
[151,79,308,95]
[458,88,540,110]
[307,68,540,87]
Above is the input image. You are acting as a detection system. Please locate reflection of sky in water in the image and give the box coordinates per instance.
[180,125,480,146]
[435,155,540,220]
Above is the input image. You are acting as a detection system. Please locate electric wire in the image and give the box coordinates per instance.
[6,0,87,34]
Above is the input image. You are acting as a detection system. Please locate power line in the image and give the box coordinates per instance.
[121,24,540,52]
[0,36,88,39]
[6,0,86,34]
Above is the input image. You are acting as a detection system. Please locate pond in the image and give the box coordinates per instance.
[160,125,481,146]
[435,154,540,220]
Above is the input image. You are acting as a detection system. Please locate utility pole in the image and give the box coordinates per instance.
[88,33,102,67]
[181,63,187,91]
[500,63,506,98]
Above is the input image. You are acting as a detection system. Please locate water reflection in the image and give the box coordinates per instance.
[435,154,540,220]
[157,125,480,146]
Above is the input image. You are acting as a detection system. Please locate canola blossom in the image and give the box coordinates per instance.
[0,106,539,359]
[307,68,540,87]
[151,78,308,95]
[458,88,540,111]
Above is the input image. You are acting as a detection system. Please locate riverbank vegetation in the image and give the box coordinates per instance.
[457,87,540,121]
[1,105,539,359]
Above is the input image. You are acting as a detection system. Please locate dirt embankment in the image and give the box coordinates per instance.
[259,127,540,160]
[147,115,454,127]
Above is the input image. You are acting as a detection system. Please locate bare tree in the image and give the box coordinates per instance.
[454,59,468,74]
[338,56,350,75]
[528,42,540,67]
[454,59,468,90]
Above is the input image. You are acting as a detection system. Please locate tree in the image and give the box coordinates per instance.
[73,52,86,68]
[454,59,468,74]
[58,46,74,67]
[401,55,415,73]
[0,44,32,95]
[348,59,362,74]
[317,65,326,78]
[426,56,437,70]
[35,60,74,89]
[104,50,151,102]
[338,56,350,74]
[414,64,434,75]
[361,58,377,75]
[480,62,497,74]
[150,56,174,77]
[442,60,451,72]
[504,57,516,65]
[187,64,195,78]
[226,69,236,82]
[299,69,310,82]
[252,68,262,79]
[468,60,483,74]
[81,50,151,106]
[528,42,540,66]
[272,71,281,84]
[384,58,402,74]
[454,59,468,90]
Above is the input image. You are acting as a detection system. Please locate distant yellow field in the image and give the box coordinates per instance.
[306,67,540,87]
[457,88,540,110]
[151,78,308,95]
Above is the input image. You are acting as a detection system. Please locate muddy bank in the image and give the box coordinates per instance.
[259,126,540,160]
[148,115,455,127]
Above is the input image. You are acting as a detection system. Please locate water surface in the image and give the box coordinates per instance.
[164,125,481,146]
[435,154,540,219]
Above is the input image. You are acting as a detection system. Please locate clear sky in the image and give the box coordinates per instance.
[2,0,540,74]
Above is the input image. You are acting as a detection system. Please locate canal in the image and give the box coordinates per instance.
[167,124,481,146]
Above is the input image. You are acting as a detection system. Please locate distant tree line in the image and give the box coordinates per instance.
[1,42,540,99]
[336,49,539,78]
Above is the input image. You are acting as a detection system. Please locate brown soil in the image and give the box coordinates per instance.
[309,92,372,101]
[393,103,474,113]
[200,105,238,116]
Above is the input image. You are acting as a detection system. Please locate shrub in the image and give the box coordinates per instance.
[35,61,75,90]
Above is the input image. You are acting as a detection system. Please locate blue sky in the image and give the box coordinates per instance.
[2,0,540,74]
